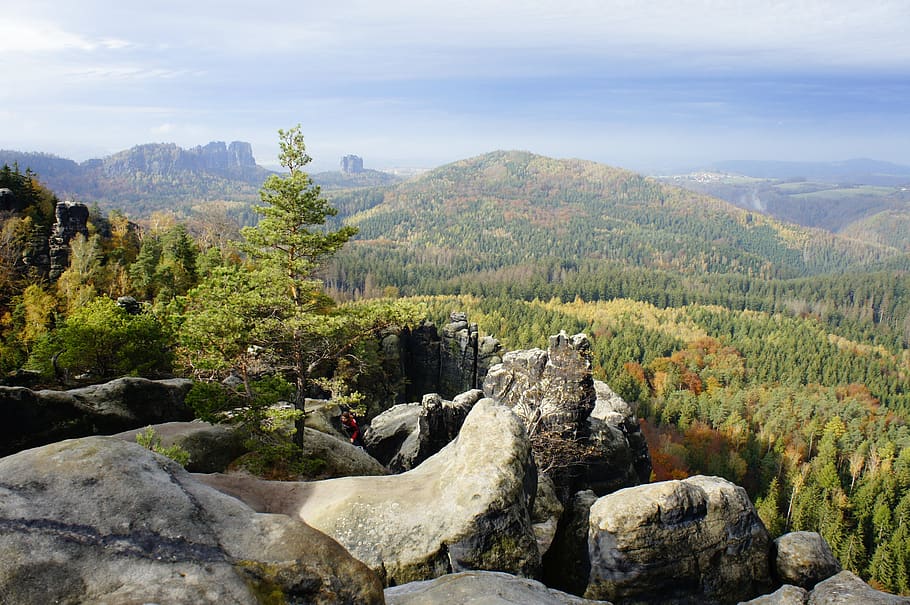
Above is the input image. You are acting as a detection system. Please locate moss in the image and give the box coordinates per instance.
[235,561,288,605]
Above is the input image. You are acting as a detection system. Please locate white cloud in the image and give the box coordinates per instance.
[0,17,129,53]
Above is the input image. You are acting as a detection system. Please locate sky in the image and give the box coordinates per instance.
[1,0,909,173]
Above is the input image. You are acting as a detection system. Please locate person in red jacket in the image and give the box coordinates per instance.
[340,410,364,448]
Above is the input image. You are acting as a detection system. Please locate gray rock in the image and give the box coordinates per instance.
[591,380,651,485]
[543,490,599,595]
[484,332,595,438]
[199,398,541,586]
[484,335,649,498]
[302,397,348,439]
[774,531,842,589]
[740,584,809,605]
[0,436,384,604]
[365,390,484,472]
[364,401,422,468]
[532,473,565,556]
[295,426,388,479]
[49,200,89,279]
[1,377,193,456]
[385,570,612,605]
[586,475,772,604]
[113,421,247,473]
[808,571,910,604]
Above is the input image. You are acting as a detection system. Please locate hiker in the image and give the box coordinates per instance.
[340,410,365,448]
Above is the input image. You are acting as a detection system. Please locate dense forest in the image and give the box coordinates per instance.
[2,146,909,592]
[417,294,910,593]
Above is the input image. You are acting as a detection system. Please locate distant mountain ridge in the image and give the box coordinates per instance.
[709,158,910,186]
[0,142,275,215]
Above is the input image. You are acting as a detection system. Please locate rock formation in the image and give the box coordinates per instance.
[741,584,810,605]
[114,421,248,473]
[585,475,772,604]
[483,332,649,499]
[48,200,89,279]
[0,437,384,604]
[393,314,503,401]
[531,473,565,556]
[1,377,193,457]
[198,398,541,586]
[808,570,910,604]
[773,531,842,590]
[385,570,611,605]
[364,389,484,472]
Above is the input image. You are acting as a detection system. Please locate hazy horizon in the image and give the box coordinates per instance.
[3,1,908,174]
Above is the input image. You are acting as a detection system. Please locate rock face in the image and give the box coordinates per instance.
[440,312,503,397]
[586,475,772,604]
[809,570,910,604]
[0,437,384,604]
[397,314,503,401]
[365,389,484,472]
[774,531,842,590]
[48,200,89,279]
[199,398,541,586]
[0,377,194,457]
[483,333,649,498]
[385,571,611,605]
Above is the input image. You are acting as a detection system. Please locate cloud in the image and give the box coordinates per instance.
[0,17,128,53]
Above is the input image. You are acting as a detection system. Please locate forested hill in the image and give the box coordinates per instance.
[324,151,910,348]
[330,150,899,279]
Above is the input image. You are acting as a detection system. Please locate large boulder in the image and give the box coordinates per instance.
[0,377,193,456]
[586,475,772,604]
[774,531,842,590]
[0,436,383,604]
[741,584,810,605]
[199,398,541,586]
[808,570,910,604]
[365,390,484,472]
[385,571,611,605]
[113,421,247,473]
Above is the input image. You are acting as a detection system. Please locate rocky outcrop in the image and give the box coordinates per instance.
[402,321,442,398]
[741,584,810,605]
[483,333,649,498]
[385,571,611,605]
[585,475,772,604]
[0,187,21,212]
[809,571,910,604]
[585,380,652,491]
[0,437,384,604]
[198,398,541,586]
[114,421,248,473]
[484,332,595,438]
[774,531,842,590]
[395,314,502,401]
[0,377,193,457]
[48,200,89,279]
[365,390,484,472]
[441,312,503,397]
